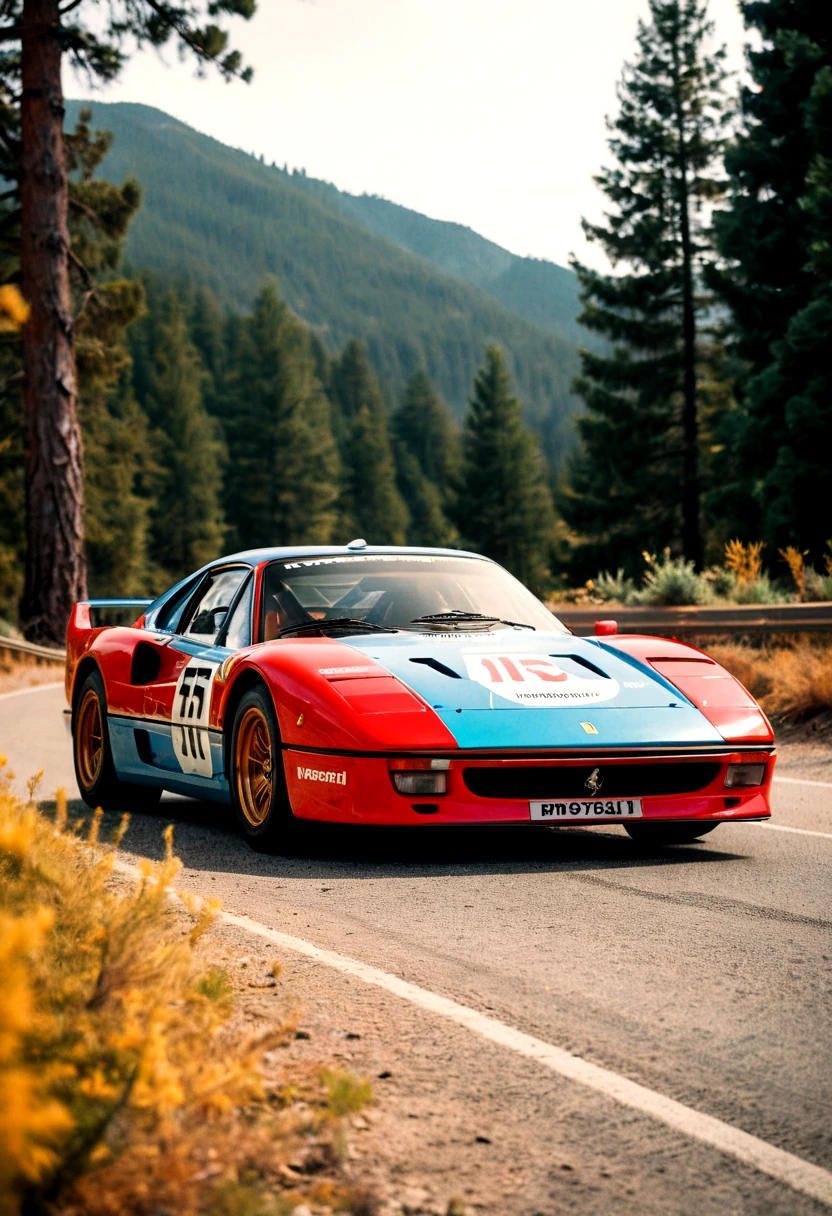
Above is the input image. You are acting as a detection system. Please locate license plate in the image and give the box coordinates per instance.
[530,798,643,821]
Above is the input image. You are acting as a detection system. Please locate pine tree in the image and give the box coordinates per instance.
[454,345,555,589]
[0,109,148,612]
[392,371,460,494]
[391,371,459,547]
[82,373,158,596]
[142,292,225,579]
[0,0,256,641]
[223,281,340,548]
[67,111,153,595]
[562,0,730,577]
[186,285,229,418]
[329,340,409,544]
[708,1,832,561]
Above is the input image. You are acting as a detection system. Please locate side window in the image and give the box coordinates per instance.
[179,568,249,645]
[223,576,253,650]
[154,575,201,632]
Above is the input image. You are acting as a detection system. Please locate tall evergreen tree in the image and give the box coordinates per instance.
[329,340,409,545]
[562,0,729,576]
[454,345,555,589]
[391,371,459,547]
[392,371,460,494]
[142,292,225,579]
[708,1,832,560]
[0,110,148,612]
[0,0,255,641]
[67,112,152,596]
[223,281,340,548]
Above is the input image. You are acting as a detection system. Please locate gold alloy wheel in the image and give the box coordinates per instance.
[76,688,104,790]
[235,705,274,827]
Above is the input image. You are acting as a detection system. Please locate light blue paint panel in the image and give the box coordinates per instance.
[342,631,723,750]
[108,715,231,803]
[434,705,725,751]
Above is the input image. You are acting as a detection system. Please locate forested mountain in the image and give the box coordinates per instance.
[64,101,582,462]
[296,179,587,346]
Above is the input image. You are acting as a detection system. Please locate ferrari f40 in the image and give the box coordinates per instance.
[66,543,775,850]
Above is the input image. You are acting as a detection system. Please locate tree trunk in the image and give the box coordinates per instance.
[19,0,86,644]
[672,35,703,570]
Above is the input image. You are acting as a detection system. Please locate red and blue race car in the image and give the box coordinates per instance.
[66,542,775,850]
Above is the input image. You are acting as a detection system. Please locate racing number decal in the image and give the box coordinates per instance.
[462,652,620,706]
[172,659,220,777]
[479,656,567,684]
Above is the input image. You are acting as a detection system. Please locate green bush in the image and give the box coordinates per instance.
[703,566,737,599]
[804,567,832,602]
[732,576,789,604]
[632,551,714,607]
[593,568,637,603]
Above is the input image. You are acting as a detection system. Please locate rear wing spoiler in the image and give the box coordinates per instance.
[68,598,154,631]
[65,599,155,702]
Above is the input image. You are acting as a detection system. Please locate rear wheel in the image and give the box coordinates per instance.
[625,822,719,846]
[230,685,296,852]
[73,670,161,812]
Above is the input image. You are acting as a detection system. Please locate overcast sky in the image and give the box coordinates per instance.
[67,0,749,272]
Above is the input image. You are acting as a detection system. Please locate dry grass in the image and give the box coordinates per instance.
[707,639,832,721]
[0,761,375,1216]
[0,655,64,696]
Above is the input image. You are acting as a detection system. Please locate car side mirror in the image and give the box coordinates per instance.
[213,609,228,631]
[594,619,618,636]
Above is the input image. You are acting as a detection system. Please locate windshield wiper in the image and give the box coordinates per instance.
[409,610,535,631]
[277,617,397,637]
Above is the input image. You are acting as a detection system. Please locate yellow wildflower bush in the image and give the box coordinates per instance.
[0,760,373,1216]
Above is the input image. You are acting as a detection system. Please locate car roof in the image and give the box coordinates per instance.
[221,544,490,565]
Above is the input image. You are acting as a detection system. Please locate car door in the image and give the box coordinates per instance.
[139,565,252,790]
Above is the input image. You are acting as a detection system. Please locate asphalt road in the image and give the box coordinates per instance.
[2,683,831,1215]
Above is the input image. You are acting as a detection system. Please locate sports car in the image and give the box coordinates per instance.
[66,542,775,850]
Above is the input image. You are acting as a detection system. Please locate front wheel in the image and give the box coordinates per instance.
[73,670,161,812]
[625,822,719,846]
[230,685,296,852]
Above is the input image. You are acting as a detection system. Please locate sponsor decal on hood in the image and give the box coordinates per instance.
[461,651,620,705]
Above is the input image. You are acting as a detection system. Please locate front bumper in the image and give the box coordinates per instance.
[283,748,775,826]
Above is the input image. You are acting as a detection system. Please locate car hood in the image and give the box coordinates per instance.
[339,629,726,749]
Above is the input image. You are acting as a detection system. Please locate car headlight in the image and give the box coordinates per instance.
[389,757,449,795]
[725,763,766,788]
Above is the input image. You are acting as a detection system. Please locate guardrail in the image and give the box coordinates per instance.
[554,602,832,636]
[2,600,831,660]
[0,635,66,662]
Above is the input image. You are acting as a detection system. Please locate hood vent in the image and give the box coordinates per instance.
[410,656,462,679]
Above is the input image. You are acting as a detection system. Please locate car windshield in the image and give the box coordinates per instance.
[261,555,567,638]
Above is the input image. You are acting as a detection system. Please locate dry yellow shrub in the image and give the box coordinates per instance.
[0,760,372,1216]
[723,539,765,586]
[779,546,808,596]
[708,640,832,720]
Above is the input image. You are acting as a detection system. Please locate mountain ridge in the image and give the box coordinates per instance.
[66,100,584,461]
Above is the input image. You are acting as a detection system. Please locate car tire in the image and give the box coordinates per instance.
[73,669,162,812]
[625,822,719,846]
[230,685,296,852]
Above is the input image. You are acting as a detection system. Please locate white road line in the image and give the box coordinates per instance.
[109,857,832,1208]
[0,681,63,703]
[756,823,832,841]
[222,912,832,1206]
[775,776,832,791]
